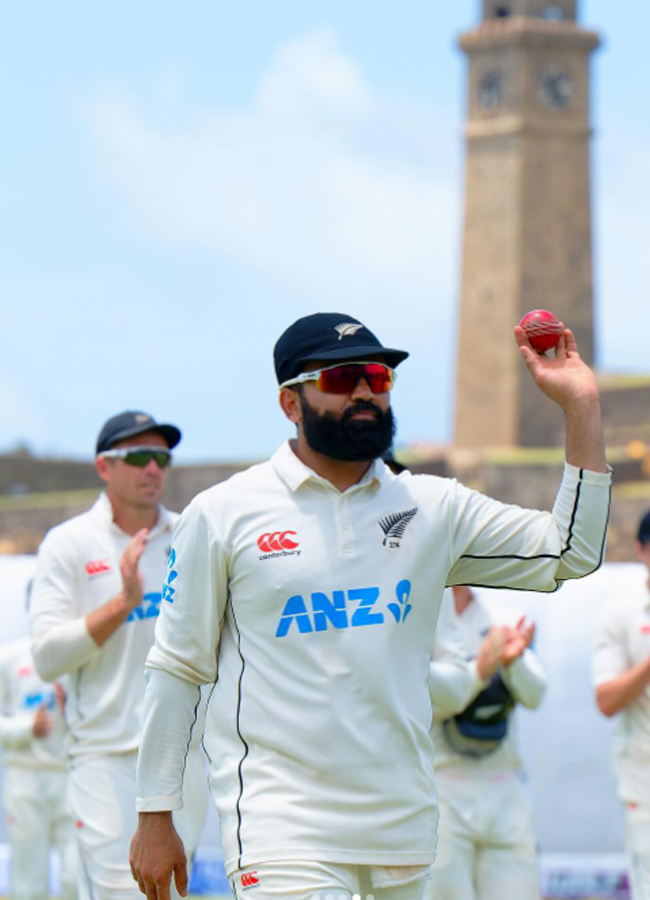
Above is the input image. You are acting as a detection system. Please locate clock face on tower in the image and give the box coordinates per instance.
[478,71,503,111]
[538,68,576,110]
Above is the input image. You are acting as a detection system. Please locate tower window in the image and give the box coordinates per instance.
[494,6,511,16]
[542,5,565,19]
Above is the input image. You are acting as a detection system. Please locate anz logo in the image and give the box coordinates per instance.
[22,690,56,711]
[127,593,162,622]
[276,579,412,638]
[162,549,178,604]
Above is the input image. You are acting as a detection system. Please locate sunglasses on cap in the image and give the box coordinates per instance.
[280,362,396,395]
[99,446,173,469]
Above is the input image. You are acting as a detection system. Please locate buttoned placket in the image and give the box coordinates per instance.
[335,490,355,554]
[335,478,380,554]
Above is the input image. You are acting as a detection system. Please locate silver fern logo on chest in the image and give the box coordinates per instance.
[378,507,418,548]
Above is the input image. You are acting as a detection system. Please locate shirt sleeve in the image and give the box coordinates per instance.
[429,594,484,722]
[501,648,547,709]
[137,497,229,811]
[447,463,611,592]
[29,531,98,682]
[592,602,627,688]
[0,652,33,750]
[136,669,203,812]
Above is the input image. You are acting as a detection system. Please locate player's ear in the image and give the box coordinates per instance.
[95,455,110,484]
[279,387,303,425]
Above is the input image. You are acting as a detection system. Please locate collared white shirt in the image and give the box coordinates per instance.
[593,575,650,804]
[0,637,67,771]
[30,493,178,757]
[137,440,611,874]
[431,591,546,774]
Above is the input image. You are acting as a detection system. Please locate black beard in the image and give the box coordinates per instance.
[300,396,396,462]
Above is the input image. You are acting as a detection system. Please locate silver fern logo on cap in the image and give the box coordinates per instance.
[378,508,418,547]
[335,323,363,340]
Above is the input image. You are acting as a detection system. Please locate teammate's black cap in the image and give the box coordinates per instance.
[638,510,650,545]
[96,411,181,455]
[274,312,409,385]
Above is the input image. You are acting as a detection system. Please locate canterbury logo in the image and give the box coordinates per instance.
[335,322,363,340]
[240,871,259,888]
[135,414,152,424]
[85,559,111,576]
[378,508,418,546]
[257,531,299,552]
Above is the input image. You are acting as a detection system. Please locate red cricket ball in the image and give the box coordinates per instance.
[518,309,562,353]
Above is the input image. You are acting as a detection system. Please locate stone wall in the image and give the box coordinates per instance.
[0,457,249,552]
[0,451,647,562]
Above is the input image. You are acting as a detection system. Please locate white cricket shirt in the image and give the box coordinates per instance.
[431,591,547,774]
[593,576,650,805]
[0,637,67,770]
[30,493,178,757]
[137,441,611,874]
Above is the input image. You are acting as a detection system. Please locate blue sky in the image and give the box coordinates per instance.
[3,1,649,461]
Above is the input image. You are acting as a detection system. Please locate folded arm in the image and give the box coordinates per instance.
[593,605,650,717]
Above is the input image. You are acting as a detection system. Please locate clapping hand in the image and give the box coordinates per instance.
[32,704,53,739]
[501,616,535,667]
[120,528,148,611]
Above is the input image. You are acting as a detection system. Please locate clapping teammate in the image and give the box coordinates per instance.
[426,586,545,900]
[29,412,207,900]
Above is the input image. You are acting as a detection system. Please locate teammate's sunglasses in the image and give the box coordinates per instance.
[99,447,173,469]
[280,362,396,395]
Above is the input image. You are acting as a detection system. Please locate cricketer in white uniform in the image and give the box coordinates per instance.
[0,637,77,900]
[426,586,546,900]
[593,510,650,900]
[29,412,207,900]
[130,313,611,900]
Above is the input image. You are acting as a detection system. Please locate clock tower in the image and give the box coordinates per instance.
[453,1,600,448]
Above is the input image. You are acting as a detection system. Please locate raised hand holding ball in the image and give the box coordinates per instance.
[518,309,562,353]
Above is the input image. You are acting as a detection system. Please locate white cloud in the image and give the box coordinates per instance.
[256,28,373,118]
[83,27,459,310]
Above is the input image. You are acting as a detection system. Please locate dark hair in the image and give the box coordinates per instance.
[382,451,408,475]
[638,510,650,545]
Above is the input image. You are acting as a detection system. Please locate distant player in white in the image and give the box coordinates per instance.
[29,411,207,900]
[593,510,650,900]
[0,635,77,900]
[129,313,610,900]
[426,586,545,900]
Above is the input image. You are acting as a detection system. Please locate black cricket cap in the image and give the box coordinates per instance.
[95,411,181,455]
[638,510,650,545]
[274,312,409,386]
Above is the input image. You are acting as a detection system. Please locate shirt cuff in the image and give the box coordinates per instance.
[564,462,613,484]
[136,795,183,813]
[469,659,489,694]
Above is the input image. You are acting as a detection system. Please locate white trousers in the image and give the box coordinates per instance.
[3,765,77,900]
[424,770,541,900]
[229,861,431,900]
[625,803,650,900]
[69,748,207,900]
